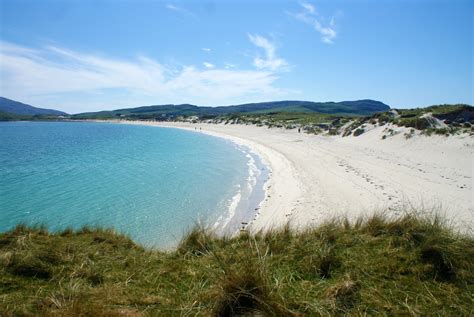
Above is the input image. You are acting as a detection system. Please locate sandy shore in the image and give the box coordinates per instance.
[120,120,473,234]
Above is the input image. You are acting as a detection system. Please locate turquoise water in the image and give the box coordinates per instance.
[0,121,265,248]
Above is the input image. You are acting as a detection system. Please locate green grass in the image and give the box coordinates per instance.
[392,104,473,132]
[1,213,472,316]
[396,104,470,118]
[211,112,355,135]
[351,104,474,136]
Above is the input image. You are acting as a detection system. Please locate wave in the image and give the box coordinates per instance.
[213,143,270,235]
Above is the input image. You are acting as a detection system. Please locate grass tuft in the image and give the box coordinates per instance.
[213,267,275,316]
[326,277,360,310]
[420,244,455,281]
[177,226,216,256]
[7,253,52,279]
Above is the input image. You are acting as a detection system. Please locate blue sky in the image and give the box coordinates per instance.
[0,0,472,113]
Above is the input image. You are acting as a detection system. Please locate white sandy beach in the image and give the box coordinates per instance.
[121,120,473,234]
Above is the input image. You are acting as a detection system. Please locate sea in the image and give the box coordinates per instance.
[0,121,268,248]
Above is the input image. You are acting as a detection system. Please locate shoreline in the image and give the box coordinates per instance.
[160,123,302,233]
[117,120,302,233]
[211,143,269,234]
[107,119,472,234]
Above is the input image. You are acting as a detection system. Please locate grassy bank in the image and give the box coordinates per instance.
[178,104,473,137]
[0,213,473,316]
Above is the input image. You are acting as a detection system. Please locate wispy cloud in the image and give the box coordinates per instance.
[166,4,179,11]
[0,41,288,112]
[201,47,211,52]
[224,62,236,69]
[248,34,288,71]
[300,1,315,14]
[289,1,337,44]
[203,62,215,69]
[165,3,196,18]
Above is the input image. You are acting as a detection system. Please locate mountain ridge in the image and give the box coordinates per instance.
[74,99,390,119]
[0,97,68,116]
[0,96,391,120]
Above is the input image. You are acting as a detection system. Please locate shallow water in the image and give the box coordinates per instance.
[0,121,266,248]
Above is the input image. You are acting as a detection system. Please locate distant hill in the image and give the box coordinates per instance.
[222,100,390,115]
[74,99,390,119]
[0,97,68,116]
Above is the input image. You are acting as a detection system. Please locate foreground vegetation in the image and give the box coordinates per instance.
[1,213,473,316]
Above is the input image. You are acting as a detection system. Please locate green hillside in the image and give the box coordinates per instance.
[0,111,27,121]
[72,99,390,120]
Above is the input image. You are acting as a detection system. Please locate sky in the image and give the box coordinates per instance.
[0,0,472,114]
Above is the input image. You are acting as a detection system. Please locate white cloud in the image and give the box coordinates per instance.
[203,62,215,68]
[166,4,179,11]
[289,1,337,44]
[224,63,236,69]
[248,34,288,71]
[300,1,315,14]
[201,47,211,52]
[165,3,196,18]
[0,41,288,112]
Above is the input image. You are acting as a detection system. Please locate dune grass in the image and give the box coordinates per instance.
[0,213,473,316]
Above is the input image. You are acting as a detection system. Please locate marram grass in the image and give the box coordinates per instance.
[0,213,473,316]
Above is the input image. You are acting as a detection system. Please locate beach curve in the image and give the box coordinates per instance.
[121,120,304,233]
[119,120,473,234]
